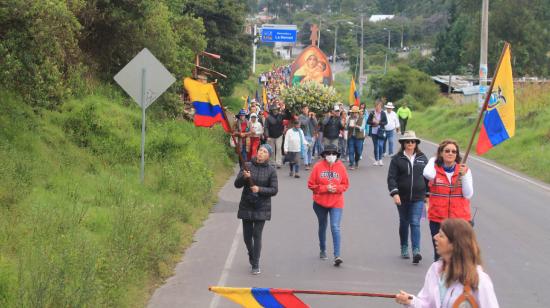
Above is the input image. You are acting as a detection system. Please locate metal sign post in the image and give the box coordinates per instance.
[114,48,175,183]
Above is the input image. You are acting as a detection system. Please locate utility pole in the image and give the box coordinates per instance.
[333,25,338,64]
[252,24,257,73]
[359,14,364,95]
[400,24,404,49]
[318,17,322,47]
[384,28,391,74]
[479,0,489,110]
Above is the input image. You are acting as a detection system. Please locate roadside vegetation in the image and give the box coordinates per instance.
[408,83,550,183]
[0,90,234,307]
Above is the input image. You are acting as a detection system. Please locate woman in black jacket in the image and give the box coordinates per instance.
[234,144,278,275]
[387,131,428,264]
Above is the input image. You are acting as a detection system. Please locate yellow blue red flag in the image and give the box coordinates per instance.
[349,76,360,106]
[476,43,515,155]
[184,77,231,132]
[210,287,309,308]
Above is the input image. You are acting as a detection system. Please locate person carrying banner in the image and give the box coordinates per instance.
[423,139,474,261]
[307,144,349,266]
[387,131,428,264]
[395,218,499,307]
[234,144,278,275]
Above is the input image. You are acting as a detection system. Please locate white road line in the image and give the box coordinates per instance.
[421,139,550,192]
[209,220,242,308]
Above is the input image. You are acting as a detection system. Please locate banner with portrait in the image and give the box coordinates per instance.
[290,46,332,86]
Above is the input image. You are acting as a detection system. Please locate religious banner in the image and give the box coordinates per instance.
[290,45,332,86]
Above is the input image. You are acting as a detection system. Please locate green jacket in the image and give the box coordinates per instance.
[396,107,412,119]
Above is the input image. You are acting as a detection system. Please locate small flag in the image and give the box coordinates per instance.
[242,95,250,112]
[476,43,515,155]
[262,87,268,110]
[349,76,360,106]
[184,77,231,132]
[210,287,309,308]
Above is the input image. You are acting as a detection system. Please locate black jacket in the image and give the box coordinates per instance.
[387,151,429,203]
[321,116,344,139]
[367,111,388,135]
[264,112,284,138]
[234,159,278,221]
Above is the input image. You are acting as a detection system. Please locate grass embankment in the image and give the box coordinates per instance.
[409,83,550,183]
[0,89,235,307]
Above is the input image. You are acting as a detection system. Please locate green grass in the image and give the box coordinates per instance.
[0,89,235,307]
[409,83,550,183]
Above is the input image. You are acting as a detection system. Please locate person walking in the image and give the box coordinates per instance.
[307,144,350,266]
[247,113,263,161]
[234,144,278,275]
[367,100,388,166]
[383,102,400,157]
[284,120,308,178]
[233,109,250,163]
[347,106,366,170]
[395,218,499,307]
[321,105,344,148]
[387,131,428,264]
[423,139,474,261]
[264,104,285,168]
[298,106,318,170]
[396,102,412,135]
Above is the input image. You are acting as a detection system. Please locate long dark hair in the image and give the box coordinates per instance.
[399,140,422,155]
[441,219,482,289]
[435,139,462,167]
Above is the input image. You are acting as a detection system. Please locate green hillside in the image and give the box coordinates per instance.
[0,90,234,307]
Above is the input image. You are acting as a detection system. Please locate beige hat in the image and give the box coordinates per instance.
[399,131,421,143]
[385,102,395,109]
[350,105,360,113]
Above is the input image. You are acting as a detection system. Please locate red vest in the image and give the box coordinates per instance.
[428,165,471,223]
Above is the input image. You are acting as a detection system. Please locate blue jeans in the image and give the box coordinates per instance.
[304,135,313,165]
[313,202,343,257]
[371,135,384,161]
[383,129,396,156]
[348,136,364,166]
[313,133,324,157]
[396,200,424,251]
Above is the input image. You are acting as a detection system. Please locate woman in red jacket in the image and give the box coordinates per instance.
[423,139,473,261]
[307,144,350,266]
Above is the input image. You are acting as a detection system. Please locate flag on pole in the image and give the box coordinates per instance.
[255,89,260,105]
[476,43,515,155]
[262,87,268,111]
[210,287,309,308]
[242,95,250,112]
[184,77,231,132]
[349,76,360,106]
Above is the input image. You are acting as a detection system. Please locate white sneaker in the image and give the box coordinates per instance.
[379,160,384,166]
[373,160,379,166]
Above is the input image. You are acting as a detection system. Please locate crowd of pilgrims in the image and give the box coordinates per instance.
[232,65,408,177]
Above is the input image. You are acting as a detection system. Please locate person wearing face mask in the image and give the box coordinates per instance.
[307,144,349,267]
[234,144,279,275]
[423,139,473,262]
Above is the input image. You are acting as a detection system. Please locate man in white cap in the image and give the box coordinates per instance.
[321,104,344,148]
[383,102,400,157]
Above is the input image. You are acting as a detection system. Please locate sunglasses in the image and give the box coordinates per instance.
[324,152,338,155]
[404,140,416,144]
[444,149,457,154]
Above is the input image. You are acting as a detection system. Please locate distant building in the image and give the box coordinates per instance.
[369,15,395,23]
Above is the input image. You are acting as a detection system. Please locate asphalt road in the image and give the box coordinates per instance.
[148,137,550,308]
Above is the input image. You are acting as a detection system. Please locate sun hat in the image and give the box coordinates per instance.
[385,102,395,109]
[321,143,341,158]
[350,105,360,113]
[333,104,340,111]
[236,109,247,117]
[399,131,421,144]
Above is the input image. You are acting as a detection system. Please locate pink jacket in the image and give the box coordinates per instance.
[407,261,499,308]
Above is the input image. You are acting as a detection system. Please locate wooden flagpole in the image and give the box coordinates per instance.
[462,42,510,163]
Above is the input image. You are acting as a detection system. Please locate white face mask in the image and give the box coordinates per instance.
[325,154,337,164]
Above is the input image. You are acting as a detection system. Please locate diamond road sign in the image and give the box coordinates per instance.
[114,48,175,109]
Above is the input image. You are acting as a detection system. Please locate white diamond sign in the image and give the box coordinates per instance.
[114,48,176,109]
